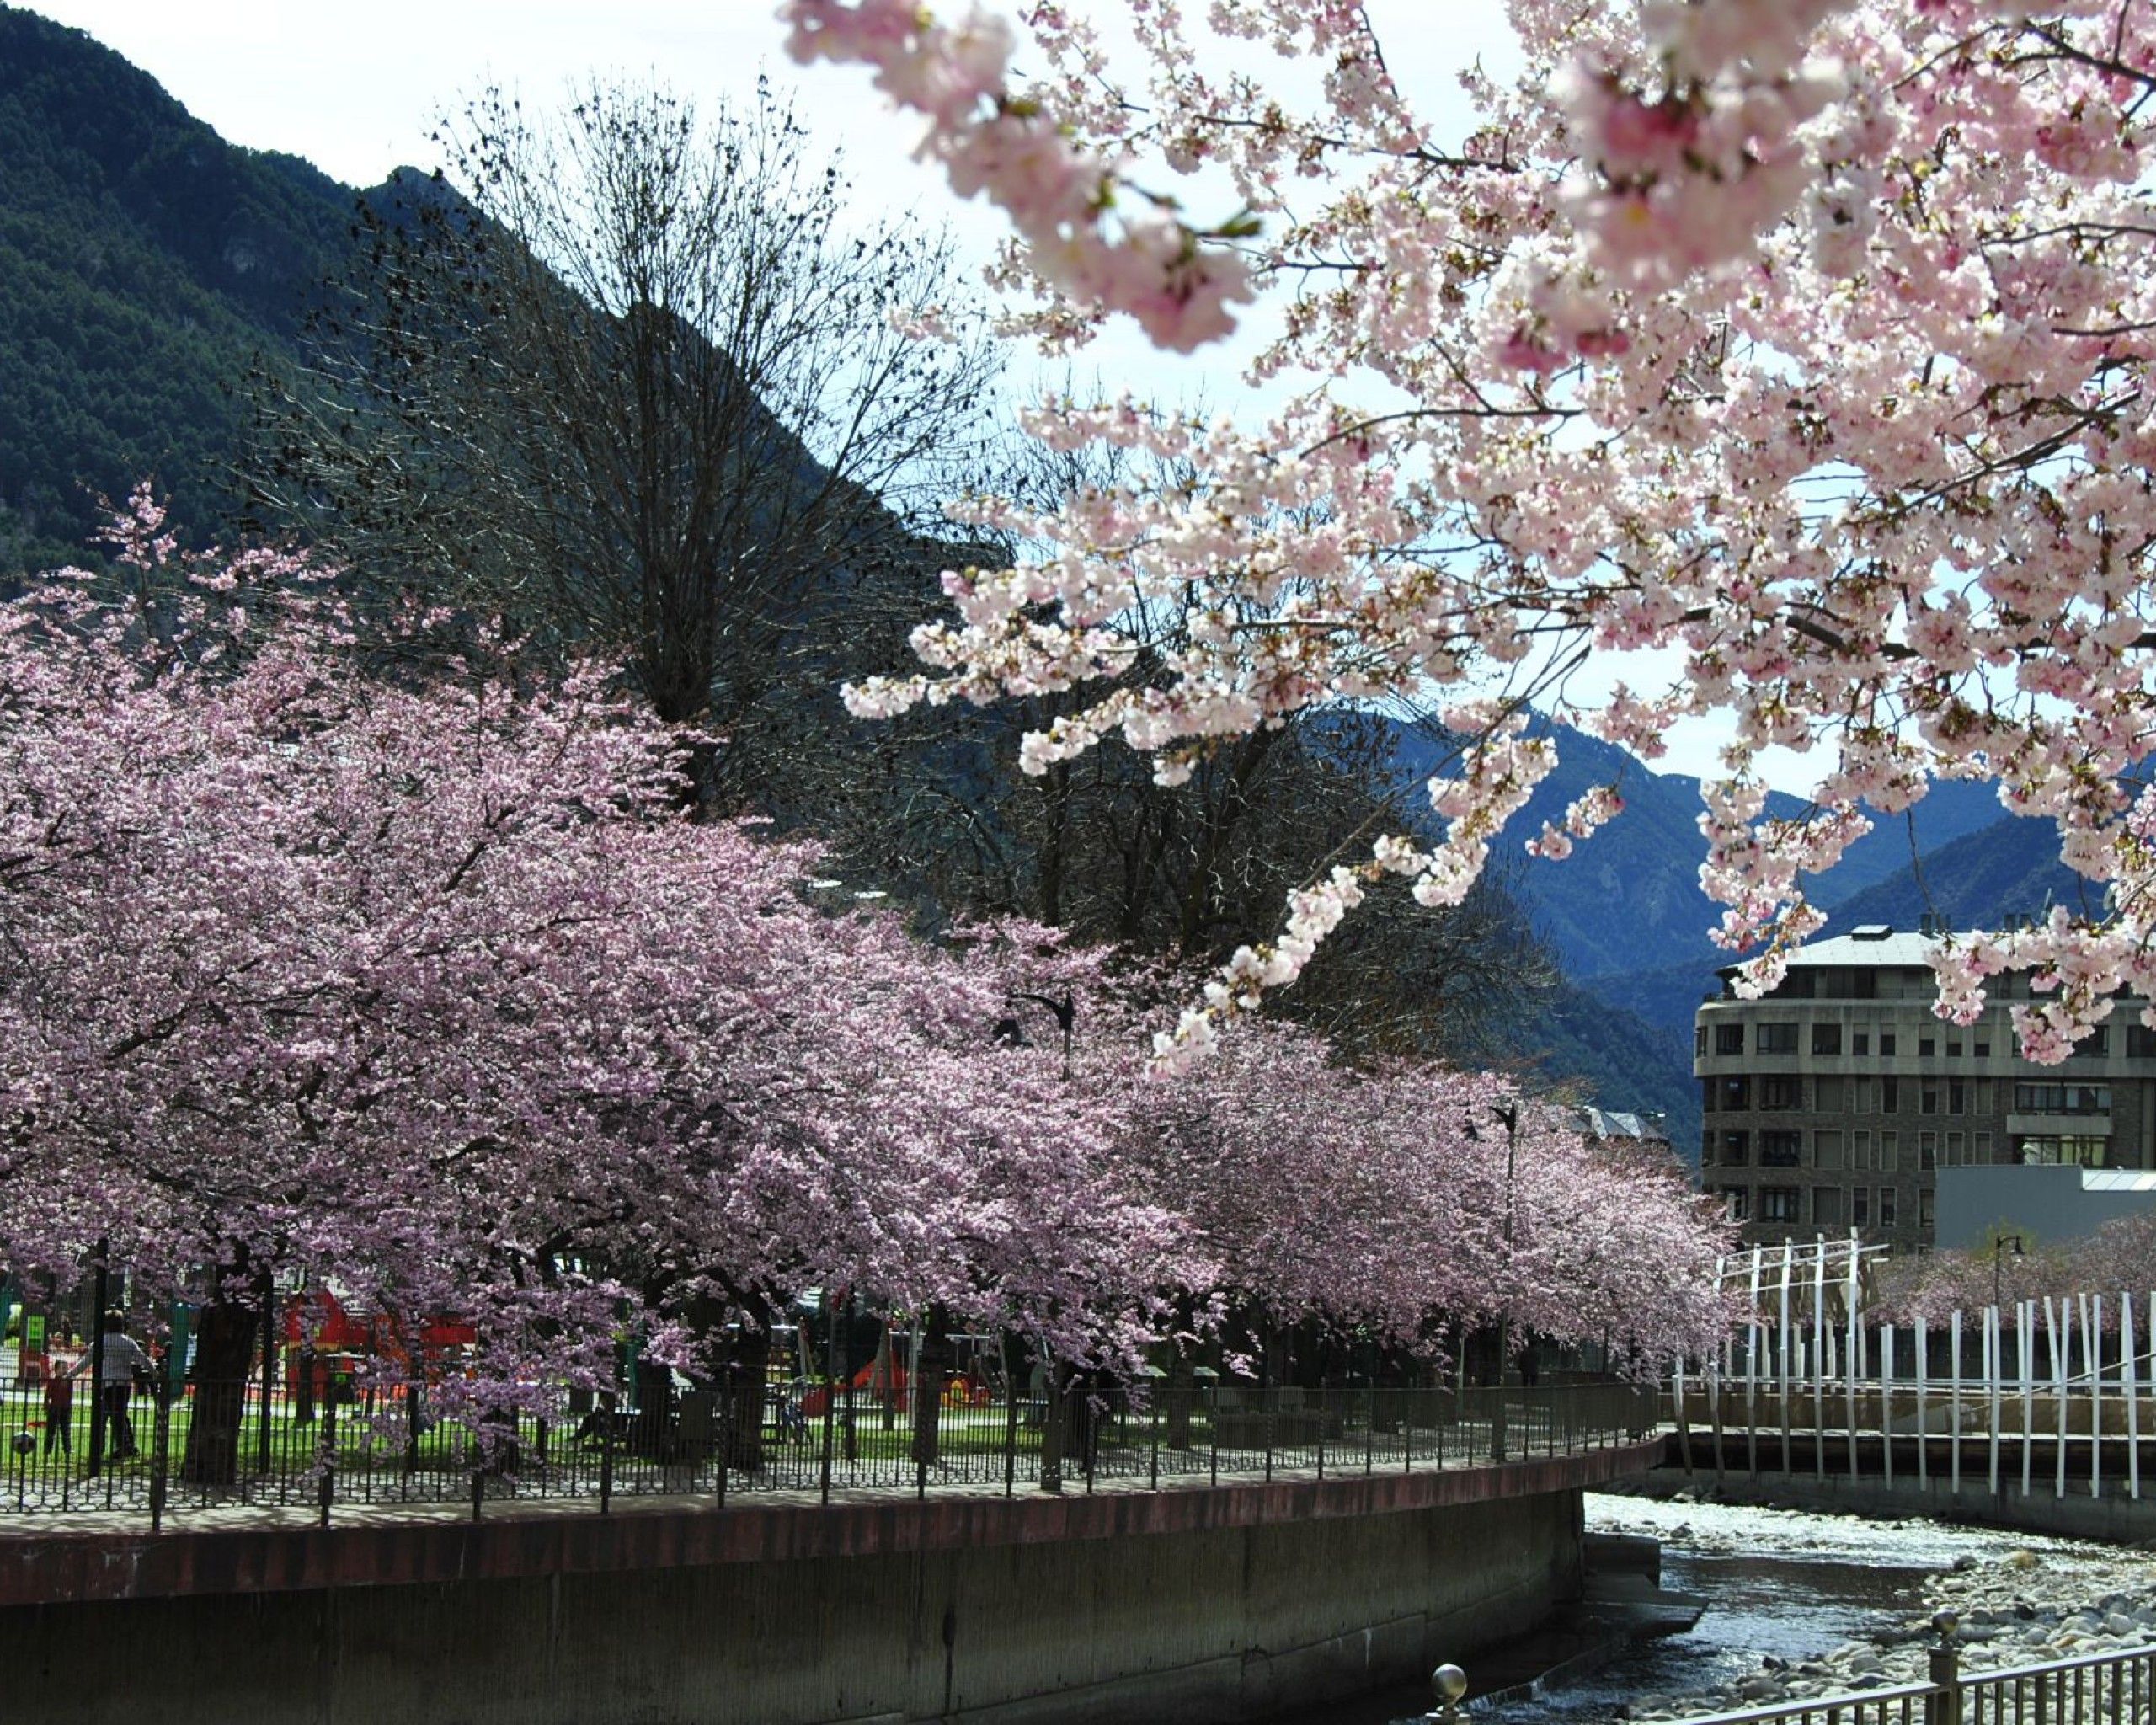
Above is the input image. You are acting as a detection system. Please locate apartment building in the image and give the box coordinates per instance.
[1694,922,2156,1252]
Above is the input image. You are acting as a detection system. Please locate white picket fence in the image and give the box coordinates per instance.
[1673,1236,2156,1498]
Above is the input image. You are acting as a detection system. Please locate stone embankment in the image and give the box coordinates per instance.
[1615,1511,2156,1720]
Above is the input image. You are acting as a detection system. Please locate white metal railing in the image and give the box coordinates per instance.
[1422,1616,2156,1725]
[1672,1239,2156,1503]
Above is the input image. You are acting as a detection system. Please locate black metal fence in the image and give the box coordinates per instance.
[0,1375,1658,1525]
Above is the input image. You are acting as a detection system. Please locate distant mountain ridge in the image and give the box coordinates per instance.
[1386,717,2012,984]
[1383,717,2093,1163]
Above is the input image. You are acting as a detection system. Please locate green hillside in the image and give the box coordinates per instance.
[0,6,355,560]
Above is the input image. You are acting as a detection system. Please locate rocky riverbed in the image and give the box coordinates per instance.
[1593,1491,2156,1722]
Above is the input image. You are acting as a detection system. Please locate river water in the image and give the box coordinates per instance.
[1269,1493,2127,1725]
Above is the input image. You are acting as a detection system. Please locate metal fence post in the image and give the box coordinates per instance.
[712,1378,730,1511]
[819,1370,836,1506]
[1926,1609,1961,1725]
[598,1390,616,1515]
[1003,1385,1017,1498]
[1149,1393,1160,1492]
[148,1374,172,1534]
[1428,1662,1469,1724]
[257,1268,276,1482]
[317,1384,336,1529]
[1209,1384,1219,1487]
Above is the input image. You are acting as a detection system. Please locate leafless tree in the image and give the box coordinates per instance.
[248,79,1003,793]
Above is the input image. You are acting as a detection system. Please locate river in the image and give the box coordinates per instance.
[1267,1492,2135,1725]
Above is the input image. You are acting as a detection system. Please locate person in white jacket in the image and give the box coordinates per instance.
[70,1311,152,1461]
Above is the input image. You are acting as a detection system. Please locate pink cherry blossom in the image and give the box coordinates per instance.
[795,0,2156,1065]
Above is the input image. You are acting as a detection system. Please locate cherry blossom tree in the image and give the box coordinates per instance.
[2,494,1733,1480]
[782,0,2156,1065]
[1132,1017,1732,1367]
[0,499,1201,1459]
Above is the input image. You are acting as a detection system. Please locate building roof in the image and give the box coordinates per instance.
[1572,1106,1666,1143]
[1715,927,1945,976]
[2081,1170,2156,1194]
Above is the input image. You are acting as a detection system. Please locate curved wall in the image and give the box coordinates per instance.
[0,1441,1658,1725]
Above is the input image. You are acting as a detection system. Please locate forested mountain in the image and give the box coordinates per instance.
[1821,814,2090,935]
[0,7,357,563]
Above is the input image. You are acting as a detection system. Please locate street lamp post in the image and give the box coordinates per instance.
[994,986,1080,1491]
[1992,1235,2025,1310]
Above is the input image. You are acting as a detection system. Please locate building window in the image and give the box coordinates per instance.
[1812,1023,1843,1055]
[1949,1078,1967,1114]
[1881,1032,1897,1056]
[1716,1023,1745,1055]
[1919,1130,1937,1169]
[1881,1130,1899,1172]
[1758,1023,1800,1054]
[1760,1130,1801,1167]
[1946,1039,1962,1057]
[1976,1079,1993,1114]
[1853,1031,1871,1055]
[1919,1037,1936,1057]
[2078,1026,2110,1057]
[1880,1188,1898,1228]
[1881,1076,1901,1114]
[1920,1079,1939,1115]
[1854,1188,1870,1226]
[1850,1076,1873,1114]
[1759,1075,1803,1110]
[2014,1082,2110,1114]
[1817,1076,1844,1111]
[1945,1131,1966,1166]
[1696,1025,1709,1057]
[2015,1135,2109,1167]
[1718,1076,1750,1111]
[1722,1188,1751,1221]
[1853,1130,1873,1169]
[1976,1131,1993,1163]
[1721,1130,1750,1166]
[1919,1190,1935,1230]
[2129,1024,2156,1059]
[1813,1187,1842,1226]
[1814,1129,1844,1169]
[1975,1040,1990,1057]
[1760,1187,1801,1224]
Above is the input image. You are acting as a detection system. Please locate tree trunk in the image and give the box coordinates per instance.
[910,1307,952,1469]
[723,1300,771,1473]
[631,1353,678,1461]
[873,1323,898,1431]
[1166,1298,1197,1450]
[182,1290,259,1487]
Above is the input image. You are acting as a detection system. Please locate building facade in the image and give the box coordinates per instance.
[1694,924,2156,1252]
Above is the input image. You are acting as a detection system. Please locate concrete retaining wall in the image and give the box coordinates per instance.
[0,1446,1657,1725]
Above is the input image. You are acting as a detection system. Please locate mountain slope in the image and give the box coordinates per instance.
[0,6,360,561]
[1385,716,2009,983]
[1822,814,2095,934]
